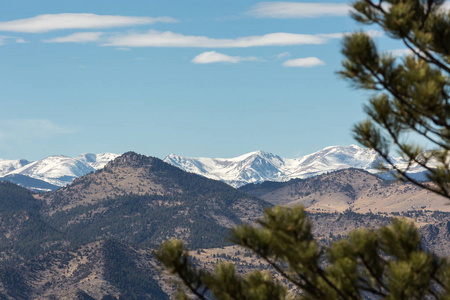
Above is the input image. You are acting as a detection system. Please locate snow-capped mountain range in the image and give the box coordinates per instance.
[0,145,430,191]
[164,145,427,188]
[0,153,120,191]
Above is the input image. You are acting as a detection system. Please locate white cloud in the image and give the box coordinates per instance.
[0,35,27,45]
[0,119,75,141]
[317,30,384,40]
[103,30,326,48]
[283,57,325,67]
[45,29,382,49]
[386,48,413,56]
[385,47,426,58]
[441,2,450,9]
[0,13,178,33]
[277,52,291,59]
[364,30,384,38]
[192,51,258,64]
[316,33,347,39]
[249,2,351,18]
[43,32,104,43]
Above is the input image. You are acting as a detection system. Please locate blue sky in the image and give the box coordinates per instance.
[0,1,410,160]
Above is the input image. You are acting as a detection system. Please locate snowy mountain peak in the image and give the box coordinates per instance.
[0,159,31,177]
[9,155,95,187]
[77,152,120,170]
[164,145,390,188]
[1,152,120,188]
[0,146,427,191]
[79,153,97,163]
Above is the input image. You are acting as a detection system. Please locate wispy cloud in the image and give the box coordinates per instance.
[0,13,178,33]
[386,48,413,56]
[362,30,384,38]
[283,57,325,67]
[317,30,384,40]
[43,31,104,43]
[317,33,347,39]
[103,30,327,48]
[277,52,291,59]
[192,51,258,64]
[0,119,75,141]
[0,35,27,45]
[249,2,351,18]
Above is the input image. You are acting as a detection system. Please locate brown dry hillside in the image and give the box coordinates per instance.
[31,152,270,250]
[240,168,450,213]
[39,152,268,222]
[38,152,183,214]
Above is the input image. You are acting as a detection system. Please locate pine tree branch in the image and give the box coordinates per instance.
[364,62,450,134]
[174,268,208,300]
[380,120,439,175]
[405,123,450,151]
[178,277,208,300]
[358,284,388,298]
[364,0,385,13]
[362,0,450,74]
[364,141,450,199]
[379,117,450,197]
[403,35,450,75]
[358,254,388,294]
[256,253,320,296]
[316,268,357,300]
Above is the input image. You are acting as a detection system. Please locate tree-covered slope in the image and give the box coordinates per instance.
[0,182,62,261]
[0,174,60,192]
[0,240,168,299]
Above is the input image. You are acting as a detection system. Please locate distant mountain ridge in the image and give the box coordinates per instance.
[0,152,119,191]
[164,145,427,187]
[239,168,450,213]
[0,174,59,192]
[0,145,431,191]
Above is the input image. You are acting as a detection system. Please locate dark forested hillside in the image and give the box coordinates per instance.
[0,182,63,262]
[0,174,60,192]
[0,181,41,212]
